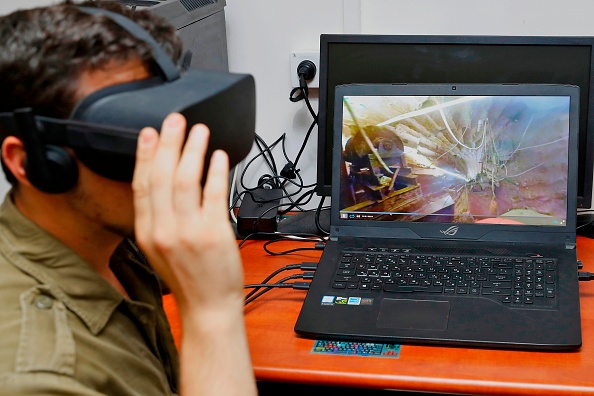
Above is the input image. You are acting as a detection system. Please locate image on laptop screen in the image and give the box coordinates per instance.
[338,94,570,226]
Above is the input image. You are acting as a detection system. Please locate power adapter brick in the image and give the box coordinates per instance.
[237,188,283,237]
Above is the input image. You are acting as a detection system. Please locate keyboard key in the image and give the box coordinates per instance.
[481,288,512,296]
[482,281,512,289]
[383,285,444,293]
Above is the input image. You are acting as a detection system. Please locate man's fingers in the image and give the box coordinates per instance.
[132,126,159,242]
[202,149,230,216]
[149,113,187,230]
[174,124,209,216]
[133,114,230,253]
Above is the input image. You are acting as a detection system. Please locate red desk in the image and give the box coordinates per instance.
[164,236,594,395]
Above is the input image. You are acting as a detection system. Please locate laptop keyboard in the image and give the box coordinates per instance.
[333,247,556,308]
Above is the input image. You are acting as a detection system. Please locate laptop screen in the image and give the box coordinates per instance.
[337,91,571,227]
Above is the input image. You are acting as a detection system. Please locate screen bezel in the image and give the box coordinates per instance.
[316,34,594,211]
[330,83,579,244]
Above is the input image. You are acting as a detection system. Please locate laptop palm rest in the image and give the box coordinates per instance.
[377,299,450,331]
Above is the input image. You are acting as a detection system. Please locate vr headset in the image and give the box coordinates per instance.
[0,6,256,193]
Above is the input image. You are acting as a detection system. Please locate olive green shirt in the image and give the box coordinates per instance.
[0,194,179,395]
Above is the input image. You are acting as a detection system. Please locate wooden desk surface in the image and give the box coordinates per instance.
[164,236,594,395]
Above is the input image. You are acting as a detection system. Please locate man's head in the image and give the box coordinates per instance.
[0,0,183,187]
[0,0,185,239]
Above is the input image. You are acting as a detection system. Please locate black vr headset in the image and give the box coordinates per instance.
[0,6,256,193]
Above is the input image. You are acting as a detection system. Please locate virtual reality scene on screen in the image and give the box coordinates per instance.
[339,95,570,226]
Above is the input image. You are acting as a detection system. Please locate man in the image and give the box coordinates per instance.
[0,1,256,395]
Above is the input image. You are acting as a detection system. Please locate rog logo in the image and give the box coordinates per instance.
[440,226,459,236]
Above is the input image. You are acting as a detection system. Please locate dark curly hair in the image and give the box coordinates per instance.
[0,0,183,184]
[0,0,183,118]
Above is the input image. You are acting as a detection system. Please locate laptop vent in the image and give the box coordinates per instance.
[180,0,217,11]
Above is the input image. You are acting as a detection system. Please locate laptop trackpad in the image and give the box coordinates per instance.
[377,299,450,331]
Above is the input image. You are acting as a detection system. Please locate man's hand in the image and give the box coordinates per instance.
[132,113,256,396]
[133,112,243,314]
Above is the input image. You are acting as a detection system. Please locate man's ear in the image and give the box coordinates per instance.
[1,136,32,186]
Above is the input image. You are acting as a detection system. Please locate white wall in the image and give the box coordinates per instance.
[0,0,56,15]
[360,0,594,36]
[2,0,594,209]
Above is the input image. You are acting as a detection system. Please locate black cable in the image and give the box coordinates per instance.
[244,273,314,306]
[579,272,594,281]
[281,137,292,164]
[282,63,318,185]
[245,273,303,304]
[243,263,301,301]
[289,74,318,122]
[237,231,324,249]
[254,137,275,177]
[262,237,325,256]
[229,189,247,213]
[263,244,322,256]
[293,118,317,169]
[244,283,294,289]
[280,117,318,187]
[232,130,313,220]
[289,86,317,122]
[236,131,318,214]
[289,86,306,103]
[239,133,285,192]
[258,173,316,191]
[302,90,318,122]
[257,134,281,173]
[243,281,310,290]
[315,195,330,236]
[278,189,316,215]
[577,211,594,230]
[254,135,281,187]
[257,174,277,190]
[279,185,314,213]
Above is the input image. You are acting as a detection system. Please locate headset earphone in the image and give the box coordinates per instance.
[12,108,79,193]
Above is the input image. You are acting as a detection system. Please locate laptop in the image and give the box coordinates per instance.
[295,83,582,350]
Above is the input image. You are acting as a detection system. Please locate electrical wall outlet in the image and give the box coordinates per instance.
[290,51,320,88]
